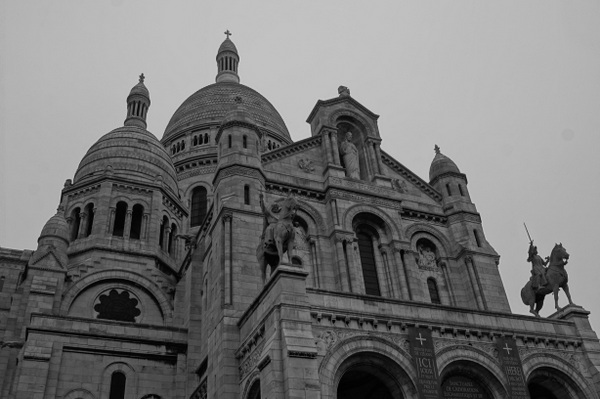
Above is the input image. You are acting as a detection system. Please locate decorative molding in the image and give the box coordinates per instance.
[190,378,207,399]
[162,195,185,220]
[328,189,401,210]
[176,164,217,180]
[288,350,317,359]
[265,183,326,201]
[261,136,322,164]
[257,355,271,370]
[113,183,153,195]
[329,177,400,198]
[401,208,447,225]
[65,184,101,200]
[239,342,265,380]
[213,165,264,187]
[381,151,442,202]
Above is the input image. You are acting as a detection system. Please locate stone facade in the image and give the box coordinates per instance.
[1,37,599,399]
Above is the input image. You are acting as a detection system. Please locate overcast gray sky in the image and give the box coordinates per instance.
[1,1,599,333]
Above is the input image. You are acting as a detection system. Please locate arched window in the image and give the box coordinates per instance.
[70,207,81,241]
[228,135,232,148]
[427,278,441,304]
[109,371,126,399]
[446,183,452,196]
[84,203,94,237]
[0,276,5,292]
[168,223,177,255]
[181,141,185,150]
[247,380,261,399]
[112,202,127,237]
[458,184,465,196]
[473,229,482,247]
[159,216,168,249]
[130,204,144,240]
[204,132,209,144]
[244,185,250,205]
[291,257,302,266]
[243,135,247,149]
[193,136,198,146]
[357,231,381,296]
[191,186,208,227]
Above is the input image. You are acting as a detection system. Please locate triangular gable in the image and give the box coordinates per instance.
[380,150,442,203]
[29,248,66,271]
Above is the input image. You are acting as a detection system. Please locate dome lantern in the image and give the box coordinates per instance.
[124,73,151,129]
[216,30,240,84]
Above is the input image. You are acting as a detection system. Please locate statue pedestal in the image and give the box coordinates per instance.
[550,305,596,339]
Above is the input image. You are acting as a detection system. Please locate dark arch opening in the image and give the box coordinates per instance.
[440,360,503,399]
[191,186,208,227]
[247,380,261,399]
[112,202,127,237]
[130,204,144,239]
[109,371,126,399]
[528,367,586,399]
[244,185,250,205]
[427,278,441,304]
[338,369,394,399]
[159,215,168,249]
[70,207,81,241]
[168,223,177,255]
[356,226,381,296]
[84,203,94,237]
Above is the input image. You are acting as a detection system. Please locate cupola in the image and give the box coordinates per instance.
[124,73,151,128]
[216,30,240,83]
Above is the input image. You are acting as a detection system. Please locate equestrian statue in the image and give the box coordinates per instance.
[521,238,575,317]
[256,192,299,283]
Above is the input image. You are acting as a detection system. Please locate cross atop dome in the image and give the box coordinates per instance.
[434,144,441,154]
[224,29,232,39]
[216,33,240,84]
[139,73,145,83]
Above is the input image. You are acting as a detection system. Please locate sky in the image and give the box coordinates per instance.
[1,1,599,333]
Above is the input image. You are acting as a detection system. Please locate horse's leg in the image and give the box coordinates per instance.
[553,285,562,311]
[562,283,575,306]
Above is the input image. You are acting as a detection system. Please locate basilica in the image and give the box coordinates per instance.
[1,35,599,399]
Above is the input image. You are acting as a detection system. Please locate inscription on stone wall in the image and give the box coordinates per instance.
[496,337,530,399]
[409,327,441,399]
[442,376,490,399]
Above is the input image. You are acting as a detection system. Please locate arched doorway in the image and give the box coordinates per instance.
[440,360,504,399]
[335,353,408,399]
[337,369,394,399]
[528,367,588,399]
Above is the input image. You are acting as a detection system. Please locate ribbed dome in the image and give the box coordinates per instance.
[429,146,461,182]
[163,82,291,142]
[39,211,69,244]
[218,38,238,55]
[129,80,149,98]
[74,126,179,195]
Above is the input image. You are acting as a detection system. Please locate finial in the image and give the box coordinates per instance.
[224,29,232,39]
[434,144,440,154]
[338,85,350,97]
[139,73,145,83]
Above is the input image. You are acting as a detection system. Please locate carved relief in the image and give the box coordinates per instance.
[239,342,265,380]
[298,159,315,173]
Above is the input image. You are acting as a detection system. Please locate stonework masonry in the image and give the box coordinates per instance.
[1,37,599,399]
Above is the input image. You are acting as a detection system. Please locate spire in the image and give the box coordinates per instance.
[124,73,151,129]
[216,30,240,83]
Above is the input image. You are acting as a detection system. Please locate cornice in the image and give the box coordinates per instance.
[261,135,322,165]
[380,151,442,202]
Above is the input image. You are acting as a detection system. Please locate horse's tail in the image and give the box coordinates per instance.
[521,281,534,306]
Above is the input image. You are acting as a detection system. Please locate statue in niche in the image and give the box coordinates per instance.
[417,244,437,269]
[256,192,299,282]
[292,220,308,251]
[340,132,360,179]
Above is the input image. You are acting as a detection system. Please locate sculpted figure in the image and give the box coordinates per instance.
[527,241,548,289]
[340,132,360,179]
[417,245,437,268]
[256,193,299,282]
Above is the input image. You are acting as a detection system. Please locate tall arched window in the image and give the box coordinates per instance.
[130,204,144,239]
[191,186,208,227]
[427,278,441,304]
[109,371,126,399]
[458,184,465,196]
[228,135,232,148]
[70,207,81,241]
[159,215,168,249]
[0,276,5,292]
[473,229,482,247]
[357,230,381,296]
[112,202,128,237]
[446,183,452,196]
[243,135,247,149]
[84,203,94,237]
[204,132,209,144]
[168,223,177,255]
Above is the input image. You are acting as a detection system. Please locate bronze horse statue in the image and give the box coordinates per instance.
[256,193,299,282]
[521,243,574,317]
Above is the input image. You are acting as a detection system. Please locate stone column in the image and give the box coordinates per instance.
[334,236,350,291]
[465,256,485,310]
[329,129,341,165]
[374,142,385,175]
[123,209,132,239]
[329,199,339,227]
[380,244,398,299]
[142,213,150,240]
[107,207,116,234]
[223,213,233,305]
[393,248,410,300]
[321,129,333,164]
[164,226,171,252]
[309,237,320,288]
[440,262,456,306]
[77,212,88,238]
[89,207,97,236]
[346,237,365,294]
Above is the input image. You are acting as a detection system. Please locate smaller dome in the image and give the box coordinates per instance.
[39,209,69,244]
[129,80,149,98]
[218,37,238,55]
[429,145,461,182]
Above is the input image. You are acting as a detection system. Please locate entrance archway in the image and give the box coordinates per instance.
[334,352,408,399]
[337,369,394,399]
[527,367,588,399]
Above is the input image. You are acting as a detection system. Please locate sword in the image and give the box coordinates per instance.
[523,222,533,244]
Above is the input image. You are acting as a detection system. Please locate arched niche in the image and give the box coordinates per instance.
[527,367,593,399]
[336,115,370,181]
[439,360,505,399]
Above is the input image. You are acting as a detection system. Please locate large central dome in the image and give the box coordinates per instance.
[162,82,291,143]
[162,35,291,144]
